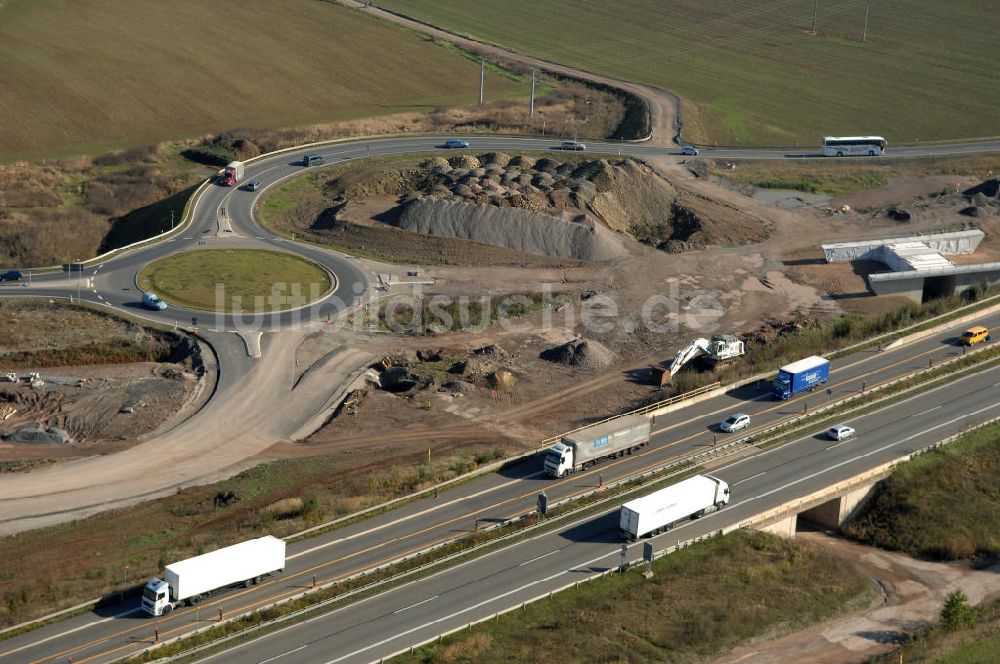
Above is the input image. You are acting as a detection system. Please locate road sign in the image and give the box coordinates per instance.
[537,492,548,517]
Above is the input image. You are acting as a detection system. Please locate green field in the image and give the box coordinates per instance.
[137,249,331,312]
[0,0,526,161]
[377,0,1000,146]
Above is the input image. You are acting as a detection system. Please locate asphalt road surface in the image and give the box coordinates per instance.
[200,359,1000,664]
[3,307,997,663]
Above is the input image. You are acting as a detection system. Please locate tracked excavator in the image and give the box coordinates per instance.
[653,334,745,384]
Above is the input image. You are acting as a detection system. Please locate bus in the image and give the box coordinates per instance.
[821,136,886,157]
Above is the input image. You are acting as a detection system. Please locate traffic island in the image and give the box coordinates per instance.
[136,249,333,312]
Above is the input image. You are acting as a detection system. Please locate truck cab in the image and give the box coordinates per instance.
[543,442,573,478]
[142,577,173,616]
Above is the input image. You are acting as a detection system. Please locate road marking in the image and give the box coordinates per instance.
[733,472,765,485]
[393,595,439,614]
[257,645,306,663]
[517,549,562,566]
[289,477,526,560]
[31,345,1000,663]
[0,608,142,657]
[323,547,619,664]
[744,399,1000,506]
[918,405,942,415]
[824,441,848,451]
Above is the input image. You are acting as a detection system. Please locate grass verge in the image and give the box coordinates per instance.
[711,153,1000,196]
[392,530,873,664]
[842,420,1000,561]
[136,249,331,313]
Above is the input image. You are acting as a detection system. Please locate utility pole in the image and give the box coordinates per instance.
[862,1,870,42]
[479,57,485,105]
[811,0,818,33]
[529,67,537,118]
[170,208,175,230]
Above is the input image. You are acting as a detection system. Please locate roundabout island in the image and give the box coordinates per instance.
[136,249,333,313]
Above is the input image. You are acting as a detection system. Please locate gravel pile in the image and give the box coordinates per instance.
[393,198,623,261]
[539,338,615,370]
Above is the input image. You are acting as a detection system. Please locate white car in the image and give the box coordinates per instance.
[681,145,699,156]
[827,424,856,441]
[720,413,750,433]
[561,140,586,151]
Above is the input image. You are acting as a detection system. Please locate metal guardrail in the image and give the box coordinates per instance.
[111,345,1000,662]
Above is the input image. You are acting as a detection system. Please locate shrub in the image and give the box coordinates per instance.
[941,589,977,631]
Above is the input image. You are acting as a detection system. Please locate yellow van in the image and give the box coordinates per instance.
[959,325,990,345]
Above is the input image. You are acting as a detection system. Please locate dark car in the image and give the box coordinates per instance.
[243,180,262,192]
[444,139,470,149]
[0,270,23,282]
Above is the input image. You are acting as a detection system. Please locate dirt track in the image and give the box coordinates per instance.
[341,0,680,147]
[713,531,1000,664]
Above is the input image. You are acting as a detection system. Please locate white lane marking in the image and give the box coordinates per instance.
[0,608,142,656]
[733,472,765,485]
[719,368,995,471]
[917,405,942,415]
[257,645,307,663]
[289,476,528,560]
[393,595,439,614]
[97,295,104,301]
[742,400,1000,507]
[322,546,620,664]
[517,549,561,567]
[824,441,847,451]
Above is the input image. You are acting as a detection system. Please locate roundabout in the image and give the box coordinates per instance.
[136,249,334,313]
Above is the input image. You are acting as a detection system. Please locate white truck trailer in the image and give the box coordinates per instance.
[619,475,730,540]
[141,536,285,616]
[544,414,651,478]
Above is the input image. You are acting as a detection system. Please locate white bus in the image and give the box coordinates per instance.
[821,136,886,157]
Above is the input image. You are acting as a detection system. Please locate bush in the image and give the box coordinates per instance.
[941,589,977,631]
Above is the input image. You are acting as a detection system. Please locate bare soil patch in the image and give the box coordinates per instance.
[0,301,201,464]
[712,532,1000,664]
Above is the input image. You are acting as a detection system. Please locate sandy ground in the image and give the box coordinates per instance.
[713,531,1000,664]
[0,362,198,465]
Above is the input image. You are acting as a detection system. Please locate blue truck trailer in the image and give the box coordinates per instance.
[772,356,830,400]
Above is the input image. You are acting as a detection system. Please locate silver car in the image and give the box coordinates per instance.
[720,413,750,433]
[827,424,856,441]
[681,145,699,156]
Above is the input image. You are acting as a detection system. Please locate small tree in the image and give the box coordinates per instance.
[941,589,977,631]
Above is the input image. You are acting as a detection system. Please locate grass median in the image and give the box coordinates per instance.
[136,249,331,313]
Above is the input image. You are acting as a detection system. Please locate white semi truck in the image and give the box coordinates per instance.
[544,414,651,478]
[141,536,285,616]
[619,475,730,540]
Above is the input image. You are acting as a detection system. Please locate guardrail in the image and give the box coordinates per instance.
[110,345,1000,662]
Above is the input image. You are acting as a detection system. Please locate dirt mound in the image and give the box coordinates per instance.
[480,152,511,168]
[964,178,999,199]
[539,338,615,370]
[3,424,71,445]
[448,155,480,170]
[393,198,625,261]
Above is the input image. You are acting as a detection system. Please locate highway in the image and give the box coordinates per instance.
[200,358,1000,664]
[7,128,996,534]
[2,304,997,663]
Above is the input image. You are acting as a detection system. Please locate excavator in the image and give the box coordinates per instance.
[652,334,745,385]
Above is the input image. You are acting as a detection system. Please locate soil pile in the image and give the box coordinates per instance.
[325,154,769,259]
[539,338,615,370]
[393,198,624,261]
